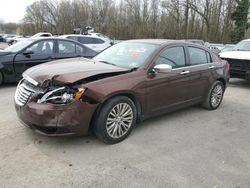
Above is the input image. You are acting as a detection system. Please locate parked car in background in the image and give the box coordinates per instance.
[206,43,225,54]
[60,34,113,52]
[220,44,236,53]
[31,32,53,38]
[88,33,113,43]
[14,40,229,144]
[0,35,4,42]
[9,33,52,45]
[2,34,16,42]
[6,35,20,43]
[186,39,205,46]
[220,39,250,81]
[0,38,97,85]
[7,36,29,45]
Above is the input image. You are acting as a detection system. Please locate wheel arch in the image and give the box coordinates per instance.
[0,69,4,84]
[88,92,142,132]
[217,77,226,88]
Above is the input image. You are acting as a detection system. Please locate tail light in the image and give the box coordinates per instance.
[226,62,230,70]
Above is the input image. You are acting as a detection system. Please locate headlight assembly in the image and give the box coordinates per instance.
[37,87,86,104]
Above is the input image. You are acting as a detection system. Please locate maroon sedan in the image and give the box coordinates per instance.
[14,40,230,144]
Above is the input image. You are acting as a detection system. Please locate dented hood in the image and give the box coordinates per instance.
[0,51,12,56]
[24,58,129,85]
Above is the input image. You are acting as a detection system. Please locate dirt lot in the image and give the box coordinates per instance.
[0,78,249,188]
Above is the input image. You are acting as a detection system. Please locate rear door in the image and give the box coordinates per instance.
[146,44,212,115]
[14,39,55,79]
[184,45,215,99]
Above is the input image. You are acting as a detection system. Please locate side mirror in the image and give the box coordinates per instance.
[23,50,34,56]
[153,64,172,73]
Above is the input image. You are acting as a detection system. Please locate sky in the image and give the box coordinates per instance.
[0,0,38,23]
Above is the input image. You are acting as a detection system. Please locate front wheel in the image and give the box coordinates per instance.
[202,81,225,110]
[93,96,137,144]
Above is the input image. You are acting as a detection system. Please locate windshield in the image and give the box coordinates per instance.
[93,42,158,69]
[4,40,33,52]
[233,41,250,51]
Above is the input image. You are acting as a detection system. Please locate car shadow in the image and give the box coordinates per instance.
[0,83,18,89]
[24,105,202,149]
[229,78,250,89]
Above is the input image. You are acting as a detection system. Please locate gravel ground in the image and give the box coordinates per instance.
[0,78,249,188]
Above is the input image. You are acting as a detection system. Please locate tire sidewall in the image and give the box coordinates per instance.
[94,96,137,144]
[0,72,3,85]
[208,81,225,110]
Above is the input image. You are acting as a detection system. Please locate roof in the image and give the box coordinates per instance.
[60,34,102,39]
[124,39,192,45]
[242,39,250,42]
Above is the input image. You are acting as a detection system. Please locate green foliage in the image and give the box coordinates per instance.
[231,0,250,43]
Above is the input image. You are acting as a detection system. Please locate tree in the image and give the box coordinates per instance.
[231,0,250,43]
[19,0,239,43]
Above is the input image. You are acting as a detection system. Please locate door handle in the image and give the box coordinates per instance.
[180,70,190,75]
[208,65,215,69]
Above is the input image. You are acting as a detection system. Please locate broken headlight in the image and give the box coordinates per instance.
[37,87,86,104]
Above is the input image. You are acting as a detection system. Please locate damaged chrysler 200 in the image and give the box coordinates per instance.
[15,40,230,144]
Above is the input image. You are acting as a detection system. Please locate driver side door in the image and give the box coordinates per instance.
[14,40,55,80]
[146,45,200,116]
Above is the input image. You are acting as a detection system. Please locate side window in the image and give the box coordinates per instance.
[155,47,186,68]
[58,41,75,54]
[78,37,93,44]
[76,44,85,54]
[27,40,53,54]
[93,38,105,44]
[188,47,208,65]
[67,36,78,41]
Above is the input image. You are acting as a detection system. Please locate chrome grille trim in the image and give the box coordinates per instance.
[15,79,37,106]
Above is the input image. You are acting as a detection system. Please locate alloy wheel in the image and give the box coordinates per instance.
[211,84,223,108]
[106,103,134,139]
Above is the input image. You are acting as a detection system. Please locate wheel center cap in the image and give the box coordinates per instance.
[117,117,122,122]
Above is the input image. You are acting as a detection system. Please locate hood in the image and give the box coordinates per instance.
[219,51,250,60]
[24,58,130,85]
[0,51,12,56]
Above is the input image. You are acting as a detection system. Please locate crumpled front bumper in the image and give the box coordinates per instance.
[15,99,98,136]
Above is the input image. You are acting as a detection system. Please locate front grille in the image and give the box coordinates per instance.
[15,79,38,106]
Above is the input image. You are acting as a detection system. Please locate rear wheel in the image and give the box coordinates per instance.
[202,81,224,110]
[93,96,137,144]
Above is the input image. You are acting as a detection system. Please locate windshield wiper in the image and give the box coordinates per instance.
[130,67,138,71]
[98,61,124,68]
[234,49,249,51]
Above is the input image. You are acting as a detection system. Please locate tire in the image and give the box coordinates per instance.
[202,81,225,110]
[93,96,137,144]
[0,72,3,86]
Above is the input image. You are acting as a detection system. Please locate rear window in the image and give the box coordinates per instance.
[78,37,94,44]
[93,38,105,44]
[188,47,209,65]
[67,36,78,41]
[58,40,75,54]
